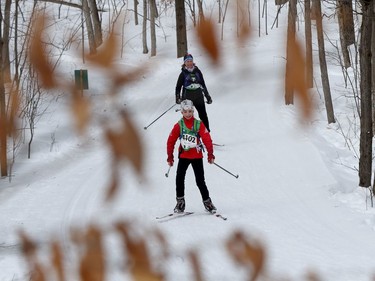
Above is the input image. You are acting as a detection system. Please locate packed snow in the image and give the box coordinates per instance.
[1,1,374,281]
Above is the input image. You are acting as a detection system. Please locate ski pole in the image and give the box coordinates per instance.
[213,163,239,179]
[165,166,171,178]
[144,104,176,130]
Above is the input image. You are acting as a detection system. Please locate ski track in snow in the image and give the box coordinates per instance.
[2,3,375,281]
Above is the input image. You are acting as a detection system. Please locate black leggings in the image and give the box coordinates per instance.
[175,158,210,201]
[183,89,210,131]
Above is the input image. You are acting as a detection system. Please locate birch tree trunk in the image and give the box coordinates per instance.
[315,0,335,124]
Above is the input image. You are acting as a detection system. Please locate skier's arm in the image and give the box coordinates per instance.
[175,72,184,103]
[199,124,215,163]
[167,123,180,166]
[197,69,212,104]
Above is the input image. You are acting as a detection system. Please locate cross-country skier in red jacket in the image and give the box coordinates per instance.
[167,99,216,213]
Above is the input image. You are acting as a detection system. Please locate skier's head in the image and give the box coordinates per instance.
[180,99,194,119]
[183,53,194,69]
[183,53,193,63]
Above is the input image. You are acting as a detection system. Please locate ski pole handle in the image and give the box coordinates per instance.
[213,163,239,179]
[165,166,171,178]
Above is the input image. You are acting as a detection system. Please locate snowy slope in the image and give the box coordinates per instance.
[1,2,375,281]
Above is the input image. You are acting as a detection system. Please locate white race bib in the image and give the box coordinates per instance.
[180,133,197,150]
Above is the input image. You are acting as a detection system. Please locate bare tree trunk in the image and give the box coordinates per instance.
[304,0,313,88]
[221,0,230,40]
[0,2,8,177]
[3,0,11,83]
[358,0,373,187]
[14,0,20,82]
[134,0,139,25]
[197,0,204,22]
[150,0,157,56]
[285,0,297,105]
[88,0,103,47]
[175,0,187,57]
[218,0,222,23]
[0,46,6,177]
[337,0,355,68]
[82,0,97,54]
[372,1,375,136]
[142,0,148,54]
[315,0,335,124]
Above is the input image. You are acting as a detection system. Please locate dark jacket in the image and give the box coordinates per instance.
[175,66,210,98]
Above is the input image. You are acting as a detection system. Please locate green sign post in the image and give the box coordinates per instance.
[74,69,89,91]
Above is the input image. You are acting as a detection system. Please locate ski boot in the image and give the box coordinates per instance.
[174,197,185,213]
[203,197,217,213]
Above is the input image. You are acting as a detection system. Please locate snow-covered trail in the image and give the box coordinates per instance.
[2,13,375,281]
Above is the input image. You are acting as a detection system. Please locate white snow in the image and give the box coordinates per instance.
[1,2,374,281]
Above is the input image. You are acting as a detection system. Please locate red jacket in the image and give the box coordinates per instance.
[167,117,214,161]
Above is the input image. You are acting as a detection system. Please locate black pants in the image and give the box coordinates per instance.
[183,89,210,131]
[176,158,210,201]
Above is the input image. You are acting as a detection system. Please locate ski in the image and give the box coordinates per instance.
[156,211,227,222]
[156,211,194,222]
[208,211,228,220]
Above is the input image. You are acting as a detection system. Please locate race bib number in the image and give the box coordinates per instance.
[181,133,197,150]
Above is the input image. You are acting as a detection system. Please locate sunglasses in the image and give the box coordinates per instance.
[182,109,193,113]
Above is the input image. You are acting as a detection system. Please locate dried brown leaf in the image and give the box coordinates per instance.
[86,32,118,68]
[51,241,65,281]
[71,88,91,135]
[153,229,169,259]
[196,19,220,64]
[8,88,20,136]
[79,225,105,281]
[226,231,265,281]
[19,231,46,281]
[33,263,47,281]
[19,230,37,259]
[285,36,312,120]
[306,271,322,281]
[188,250,204,281]
[29,14,56,89]
[112,67,147,92]
[236,0,252,45]
[105,110,143,175]
[105,167,119,201]
[116,222,164,281]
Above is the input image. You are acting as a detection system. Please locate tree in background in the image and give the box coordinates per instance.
[285,0,297,105]
[304,0,313,88]
[358,0,373,188]
[314,0,335,124]
[175,0,187,57]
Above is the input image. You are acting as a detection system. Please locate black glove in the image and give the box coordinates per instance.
[206,95,212,104]
[176,95,181,104]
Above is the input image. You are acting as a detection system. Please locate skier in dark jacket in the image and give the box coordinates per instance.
[175,54,212,132]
